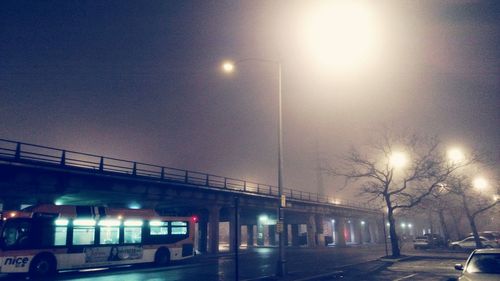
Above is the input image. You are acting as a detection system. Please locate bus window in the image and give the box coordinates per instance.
[54,219,68,246]
[171,221,188,235]
[124,220,143,244]
[98,219,120,245]
[72,219,96,245]
[150,221,168,235]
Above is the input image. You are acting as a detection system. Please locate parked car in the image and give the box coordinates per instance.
[469,231,500,245]
[450,236,499,250]
[413,236,431,249]
[413,234,445,249]
[454,248,500,280]
[424,233,445,247]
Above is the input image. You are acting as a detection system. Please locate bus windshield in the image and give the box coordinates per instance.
[1,219,31,249]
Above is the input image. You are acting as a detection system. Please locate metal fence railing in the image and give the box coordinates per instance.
[0,138,378,212]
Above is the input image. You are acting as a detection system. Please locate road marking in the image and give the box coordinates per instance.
[393,273,418,281]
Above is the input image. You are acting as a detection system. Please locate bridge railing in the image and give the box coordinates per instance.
[0,139,378,211]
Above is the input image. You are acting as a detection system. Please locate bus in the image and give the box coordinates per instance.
[0,204,196,277]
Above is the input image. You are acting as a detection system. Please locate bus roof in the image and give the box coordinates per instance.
[2,204,167,220]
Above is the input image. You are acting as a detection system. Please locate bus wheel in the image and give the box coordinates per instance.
[154,248,171,266]
[29,254,56,277]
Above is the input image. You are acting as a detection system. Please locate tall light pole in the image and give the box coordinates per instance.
[222,59,286,276]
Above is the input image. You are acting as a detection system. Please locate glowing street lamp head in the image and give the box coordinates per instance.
[390,151,407,169]
[447,147,465,164]
[222,61,235,73]
[299,0,383,75]
[473,177,488,191]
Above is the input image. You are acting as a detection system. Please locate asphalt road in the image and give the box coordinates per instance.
[305,249,470,281]
[1,245,474,281]
[0,245,388,281]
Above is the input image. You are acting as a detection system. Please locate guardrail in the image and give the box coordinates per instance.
[0,138,378,212]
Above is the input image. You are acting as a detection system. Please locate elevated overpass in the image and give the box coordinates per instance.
[0,138,384,253]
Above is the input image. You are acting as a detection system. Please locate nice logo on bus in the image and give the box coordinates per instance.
[4,257,30,267]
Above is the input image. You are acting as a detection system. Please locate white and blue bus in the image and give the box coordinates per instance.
[0,204,196,277]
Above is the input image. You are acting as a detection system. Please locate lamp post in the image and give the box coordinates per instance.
[222,59,286,276]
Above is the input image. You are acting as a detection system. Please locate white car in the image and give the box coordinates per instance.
[455,248,500,280]
[414,236,431,249]
[451,236,499,250]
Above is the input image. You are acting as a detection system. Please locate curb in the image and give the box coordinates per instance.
[379,256,414,262]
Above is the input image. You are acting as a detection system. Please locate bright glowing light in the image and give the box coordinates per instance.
[55,219,69,226]
[447,147,465,164]
[408,224,412,228]
[330,198,341,204]
[149,220,163,227]
[259,215,269,223]
[98,219,121,227]
[473,177,488,191]
[222,61,235,73]
[386,222,390,227]
[79,267,109,273]
[390,151,408,169]
[124,220,143,227]
[401,223,406,228]
[73,219,96,226]
[54,200,63,206]
[128,202,141,209]
[361,221,365,225]
[494,195,499,201]
[300,0,382,75]
[9,212,16,218]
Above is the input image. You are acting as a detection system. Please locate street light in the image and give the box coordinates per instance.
[222,61,235,73]
[222,59,286,277]
[447,147,465,164]
[473,177,488,191]
[299,0,382,76]
[389,151,407,169]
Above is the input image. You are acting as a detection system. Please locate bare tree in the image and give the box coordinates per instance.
[413,192,454,245]
[329,132,464,257]
[445,174,499,248]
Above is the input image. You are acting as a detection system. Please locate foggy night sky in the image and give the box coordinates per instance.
[1,1,499,199]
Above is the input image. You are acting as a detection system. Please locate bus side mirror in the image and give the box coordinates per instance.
[454,264,463,271]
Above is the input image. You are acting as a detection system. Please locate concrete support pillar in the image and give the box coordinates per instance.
[315,215,325,247]
[229,208,241,251]
[307,215,317,247]
[268,225,277,246]
[208,206,220,254]
[335,218,347,247]
[247,225,254,247]
[324,219,334,246]
[377,219,385,243]
[348,220,355,243]
[198,219,208,253]
[291,224,300,246]
[283,223,289,246]
[368,221,376,243]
